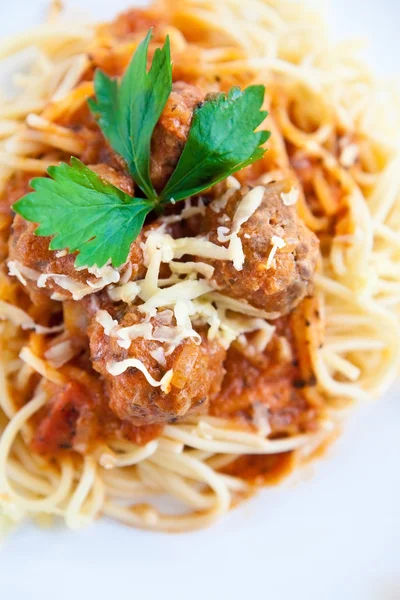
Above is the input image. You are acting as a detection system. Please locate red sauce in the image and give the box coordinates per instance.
[31,377,163,456]
[223,452,295,486]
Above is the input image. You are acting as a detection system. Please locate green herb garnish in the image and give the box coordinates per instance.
[160,86,269,202]
[14,29,270,268]
[17,158,152,268]
[88,30,172,203]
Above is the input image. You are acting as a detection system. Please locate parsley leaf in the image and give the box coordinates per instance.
[13,158,153,268]
[88,29,172,202]
[160,86,270,202]
[13,31,271,271]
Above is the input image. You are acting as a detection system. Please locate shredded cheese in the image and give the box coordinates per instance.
[223,186,265,271]
[205,292,280,319]
[0,299,63,334]
[265,235,287,270]
[280,187,299,206]
[106,359,173,393]
[217,226,231,243]
[170,261,215,280]
[138,279,213,315]
[8,260,41,286]
[108,281,140,303]
[95,310,119,336]
[149,347,167,368]
[230,186,264,235]
[8,259,120,301]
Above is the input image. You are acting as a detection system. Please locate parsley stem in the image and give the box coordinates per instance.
[153,197,164,216]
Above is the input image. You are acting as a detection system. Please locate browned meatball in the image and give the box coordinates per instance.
[8,213,149,306]
[150,81,204,191]
[202,181,320,315]
[8,158,180,305]
[89,304,226,425]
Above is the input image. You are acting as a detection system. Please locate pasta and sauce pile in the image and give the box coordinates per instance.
[0,0,399,533]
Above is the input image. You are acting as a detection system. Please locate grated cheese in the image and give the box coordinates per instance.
[55,249,68,258]
[108,281,140,303]
[96,306,201,351]
[170,261,215,280]
[265,235,287,270]
[228,234,245,271]
[85,264,120,285]
[209,176,241,213]
[138,279,213,315]
[95,310,119,336]
[218,213,231,225]
[226,186,264,271]
[116,322,154,350]
[157,309,174,325]
[0,299,63,334]
[171,236,231,261]
[218,314,274,350]
[217,226,230,243]
[149,347,167,368]
[106,359,173,393]
[205,292,280,319]
[8,260,40,285]
[226,176,241,190]
[8,259,120,301]
[230,186,264,236]
[280,187,299,206]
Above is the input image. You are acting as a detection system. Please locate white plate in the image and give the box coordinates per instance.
[1,2,399,599]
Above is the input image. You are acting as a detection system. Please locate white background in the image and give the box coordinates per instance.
[0,2,399,599]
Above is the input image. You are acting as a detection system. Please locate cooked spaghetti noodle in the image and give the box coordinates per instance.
[1,0,400,534]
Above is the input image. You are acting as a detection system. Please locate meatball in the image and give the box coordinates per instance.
[8,212,148,306]
[88,304,226,425]
[210,317,318,436]
[150,81,204,191]
[7,159,185,305]
[202,181,320,315]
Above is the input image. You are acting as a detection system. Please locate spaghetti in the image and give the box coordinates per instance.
[0,0,400,534]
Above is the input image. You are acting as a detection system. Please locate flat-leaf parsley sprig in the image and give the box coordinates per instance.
[14,29,270,268]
